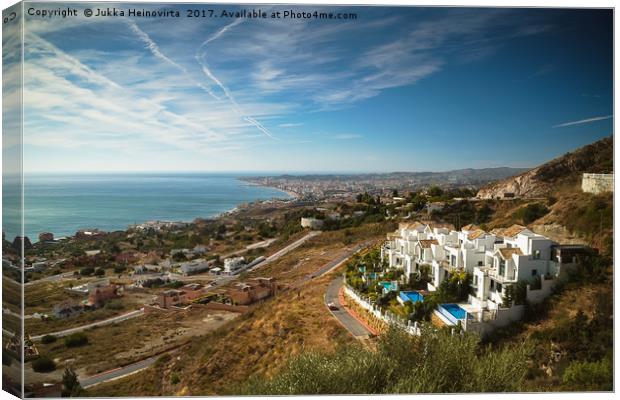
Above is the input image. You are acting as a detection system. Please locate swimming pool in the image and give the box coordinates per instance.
[399,291,424,304]
[440,303,467,321]
[379,281,397,293]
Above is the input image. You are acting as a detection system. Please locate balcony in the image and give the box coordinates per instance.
[487,269,516,283]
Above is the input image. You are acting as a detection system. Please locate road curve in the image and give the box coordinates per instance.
[325,277,374,339]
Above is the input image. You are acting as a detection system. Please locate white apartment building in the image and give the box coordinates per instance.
[382,221,587,335]
[224,256,247,275]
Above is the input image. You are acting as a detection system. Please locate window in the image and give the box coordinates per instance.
[478,261,483,266]
[497,283,503,293]
[473,275,478,285]
[531,269,538,276]
[534,250,541,260]
[490,280,495,290]
[451,255,456,266]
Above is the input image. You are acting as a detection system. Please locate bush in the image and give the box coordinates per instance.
[562,356,612,391]
[2,350,12,366]
[170,373,180,385]
[104,299,125,310]
[239,327,532,395]
[513,203,549,224]
[41,335,57,344]
[79,267,95,276]
[32,356,56,373]
[94,268,106,277]
[64,332,88,348]
[113,265,127,274]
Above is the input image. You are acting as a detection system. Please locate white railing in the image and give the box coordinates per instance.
[343,282,420,336]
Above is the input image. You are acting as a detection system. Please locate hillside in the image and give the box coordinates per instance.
[477,136,613,199]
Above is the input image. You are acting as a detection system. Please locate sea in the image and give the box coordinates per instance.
[2,173,291,242]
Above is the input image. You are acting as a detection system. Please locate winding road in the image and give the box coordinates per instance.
[324,277,374,339]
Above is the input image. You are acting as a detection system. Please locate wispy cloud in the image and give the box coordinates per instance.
[279,123,303,128]
[553,115,612,128]
[333,134,363,140]
[195,19,276,139]
[127,19,220,100]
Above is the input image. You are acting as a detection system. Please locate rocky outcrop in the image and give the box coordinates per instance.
[476,168,547,199]
[477,136,612,199]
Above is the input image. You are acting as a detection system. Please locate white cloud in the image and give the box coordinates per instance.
[333,134,363,140]
[553,115,612,128]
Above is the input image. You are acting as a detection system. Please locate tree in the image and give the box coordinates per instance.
[41,335,57,344]
[62,368,84,397]
[94,268,105,277]
[427,186,444,198]
[32,356,56,373]
[64,332,88,348]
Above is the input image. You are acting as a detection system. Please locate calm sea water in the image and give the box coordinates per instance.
[2,173,291,242]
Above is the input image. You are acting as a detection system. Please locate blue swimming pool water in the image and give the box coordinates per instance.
[399,291,424,303]
[380,281,397,292]
[441,303,467,320]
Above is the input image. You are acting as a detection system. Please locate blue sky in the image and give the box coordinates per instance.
[12,4,613,173]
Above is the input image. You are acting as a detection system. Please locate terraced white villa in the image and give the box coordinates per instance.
[380,222,590,335]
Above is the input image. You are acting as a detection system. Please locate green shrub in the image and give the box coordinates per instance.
[32,356,56,373]
[79,267,94,276]
[562,356,612,391]
[170,373,180,385]
[2,350,12,366]
[104,299,125,310]
[513,203,549,224]
[41,335,57,344]
[239,327,531,395]
[64,332,88,348]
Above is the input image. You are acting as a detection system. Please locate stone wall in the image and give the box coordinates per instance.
[582,173,613,194]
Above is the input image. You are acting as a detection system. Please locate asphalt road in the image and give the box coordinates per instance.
[325,277,374,339]
[80,356,158,388]
[249,230,322,271]
[31,309,145,341]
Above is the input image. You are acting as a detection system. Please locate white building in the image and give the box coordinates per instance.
[581,173,613,194]
[382,221,587,336]
[179,259,213,275]
[301,217,324,230]
[224,257,247,275]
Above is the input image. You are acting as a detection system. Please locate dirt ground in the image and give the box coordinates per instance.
[83,225,391,397]
[31,307,239,377]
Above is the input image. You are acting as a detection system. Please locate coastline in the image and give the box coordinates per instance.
[16,175,298,243]
[237,178,301,200]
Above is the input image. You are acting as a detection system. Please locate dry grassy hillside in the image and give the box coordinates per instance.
[477,136,612,199]
[85,224,390,396]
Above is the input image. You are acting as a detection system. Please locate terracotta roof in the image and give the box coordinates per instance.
[461,224,479,231]
[418,239,439,249]
[467,229,486,240]
[428,222,455,231]
[498,247,523,260]
[501,224,527,238]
